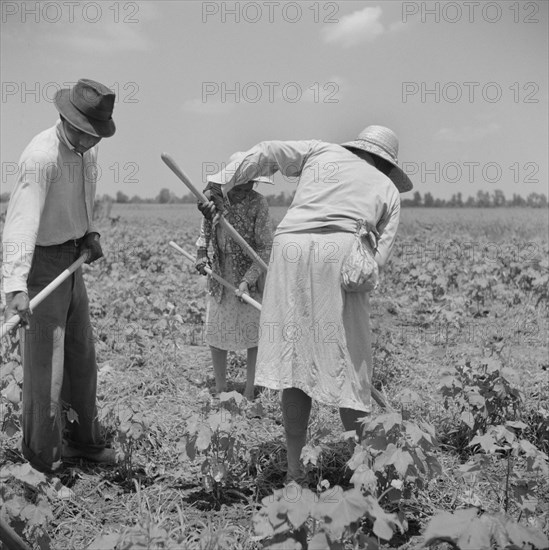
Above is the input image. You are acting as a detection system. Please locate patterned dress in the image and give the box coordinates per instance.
[196,190,273,351]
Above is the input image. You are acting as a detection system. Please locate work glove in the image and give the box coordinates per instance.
[197,182,224,221]
[82,232,103,264]
[195,249,210,275]
[4,291,30,327]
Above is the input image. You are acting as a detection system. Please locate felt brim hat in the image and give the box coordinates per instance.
[54,79,116,138]
[342,125,413,192]
[208,151,274,185]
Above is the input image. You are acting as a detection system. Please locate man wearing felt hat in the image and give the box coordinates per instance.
[198,125,413,484]
[2,78,117,473]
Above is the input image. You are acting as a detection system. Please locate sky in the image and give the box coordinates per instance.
[1,0,548,201]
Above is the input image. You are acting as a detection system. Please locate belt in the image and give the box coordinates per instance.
[61,237,85,247]
[36,237,85,248]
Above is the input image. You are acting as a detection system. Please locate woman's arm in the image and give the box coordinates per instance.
[195,216,212,251]
[212,140,319,193]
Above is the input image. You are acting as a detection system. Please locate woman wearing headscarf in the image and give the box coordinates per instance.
[195,153,274,400]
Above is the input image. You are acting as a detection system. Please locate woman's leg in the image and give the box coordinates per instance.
[210,346,228,393]
[282,387,312,481]
[339,407,369,441]
[244,346,258,400]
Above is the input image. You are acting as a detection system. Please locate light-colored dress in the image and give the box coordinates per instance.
[208,141,401,412]
[255,231,374,411]
[196,190,272,351]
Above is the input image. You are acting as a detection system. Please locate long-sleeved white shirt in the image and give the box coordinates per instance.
[210,140,401,266]
[2,121,98,294]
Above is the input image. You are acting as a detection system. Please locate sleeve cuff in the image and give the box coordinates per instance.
[3,279,28,295]
[242,271,258,287]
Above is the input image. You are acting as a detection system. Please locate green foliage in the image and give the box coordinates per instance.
[387,232,549,325]
[522,406,549,455]
[459,424,548,515]
[440,358,522,454]
[253,412,441,548]
[348,412,442,498]
[423,508,549,549]
[0,463,58,548]
[1,205,547,548]
[0,360,22,437]
[100,402,150,478]
[178,391,255,505]
[253,483,404,549]
[87,516,245,549]
[435,359,549,545]
[0,332,22,438]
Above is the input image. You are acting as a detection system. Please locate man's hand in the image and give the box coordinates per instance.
[235,281,250,303]
[197,182,224,221]
[82,232,103,264]
[4,291,30,327]
[195,249,210,275]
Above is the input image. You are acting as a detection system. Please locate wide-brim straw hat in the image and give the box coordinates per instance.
[54,79,116,138]
[208,151,274,185]
[341,125,413,192]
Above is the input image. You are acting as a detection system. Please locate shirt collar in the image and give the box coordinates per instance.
[56,120,81,155]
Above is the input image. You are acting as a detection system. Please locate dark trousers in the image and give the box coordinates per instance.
[21,243,104,472]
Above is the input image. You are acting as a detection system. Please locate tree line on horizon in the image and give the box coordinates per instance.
[402,190,548,208]
[1,188,547,208]
[113,188,548,208]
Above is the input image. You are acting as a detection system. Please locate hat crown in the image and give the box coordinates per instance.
[340,124,412,192]
[357,125,399,163]
[69,79,115,122]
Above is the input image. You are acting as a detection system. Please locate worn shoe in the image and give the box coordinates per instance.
[62,446,117,465]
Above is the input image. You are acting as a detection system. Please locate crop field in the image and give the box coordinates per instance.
[1,205,548,550]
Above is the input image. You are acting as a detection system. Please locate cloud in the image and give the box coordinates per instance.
[181,98,235,115]
[322,6,389,47]
[434,123,501,142]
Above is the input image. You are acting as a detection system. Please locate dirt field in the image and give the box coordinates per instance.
[1,205,548,549]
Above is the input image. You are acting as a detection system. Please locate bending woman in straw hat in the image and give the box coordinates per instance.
[198,126,413,482]
[195,153,274,400]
